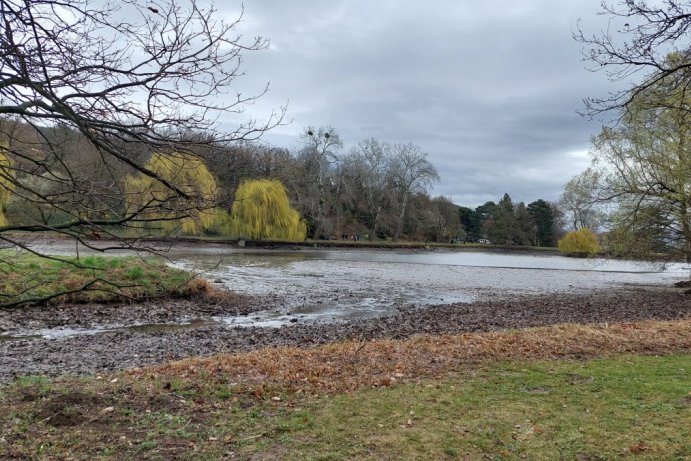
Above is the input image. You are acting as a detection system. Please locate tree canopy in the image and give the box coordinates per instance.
[125,152,220,235]
[229,179,306,241]
[387,143,440,241]
[558,168,606,232]
[590,66,691,262]
[574,2,691,268]
[527,199,557,247]
[0,0,280,248]
[558,228,600,257]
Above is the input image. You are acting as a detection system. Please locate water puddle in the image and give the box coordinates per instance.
[0,289,475,341]
[6,326,114,340]
[0,334,42,342]
[220,304,387,328]
[2,319,222,341]
[125,319,218,333]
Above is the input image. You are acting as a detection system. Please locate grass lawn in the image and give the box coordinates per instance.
[0,251,205,307]
[1,321,688,460]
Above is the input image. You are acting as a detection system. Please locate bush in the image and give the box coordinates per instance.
[558,228,600,257]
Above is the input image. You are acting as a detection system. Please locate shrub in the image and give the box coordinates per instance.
[558,228,600,257]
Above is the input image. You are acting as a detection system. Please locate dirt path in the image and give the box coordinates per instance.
[1,287,688,381]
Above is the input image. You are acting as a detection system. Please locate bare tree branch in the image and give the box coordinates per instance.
[575,0,691,118]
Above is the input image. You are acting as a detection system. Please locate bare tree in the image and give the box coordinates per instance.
[575,1,691,272]
[428,195,461,243]
[0,0,283,305]
[575,0,691,117]
[386,143,439,241]
[295,126,343,239]
[559,168,607,232]
[343,138,389,240]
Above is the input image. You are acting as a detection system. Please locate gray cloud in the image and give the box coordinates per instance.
[217,1,614,207]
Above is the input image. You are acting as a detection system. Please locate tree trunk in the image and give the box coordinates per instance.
[393,194,409,242]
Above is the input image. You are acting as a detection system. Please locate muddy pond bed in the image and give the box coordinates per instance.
[1,243,689,380]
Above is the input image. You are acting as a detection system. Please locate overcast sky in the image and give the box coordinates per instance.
[215,1,616,208]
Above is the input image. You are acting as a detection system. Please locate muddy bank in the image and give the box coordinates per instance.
[0,292,269,333]
[0,287,688,381]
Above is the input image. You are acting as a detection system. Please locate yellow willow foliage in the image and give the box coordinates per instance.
[0,142,14,227]
[230,179,306,241]
[206,208,233,235]
[125,152,219,235]
[558,228,600,256]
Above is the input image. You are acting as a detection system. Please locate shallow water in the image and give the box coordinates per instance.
[10,241,691,336]
[169,247,689,327]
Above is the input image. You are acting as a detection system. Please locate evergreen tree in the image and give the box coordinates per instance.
[527,199,556,247]
[475,201,496,241]
[487,193,516,245]
[514,202,533,246]
[458,206,480,242]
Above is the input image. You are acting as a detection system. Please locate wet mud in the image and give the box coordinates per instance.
[1,286,689,381]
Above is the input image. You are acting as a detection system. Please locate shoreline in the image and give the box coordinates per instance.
[0,232,560,254]
[5,232,689,264]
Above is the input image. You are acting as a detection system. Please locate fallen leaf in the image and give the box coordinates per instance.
[629,441,648,454]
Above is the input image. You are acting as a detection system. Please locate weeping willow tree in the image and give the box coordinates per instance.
[125,152,219,235]
[0,143,13,227]
[230,179,306,241]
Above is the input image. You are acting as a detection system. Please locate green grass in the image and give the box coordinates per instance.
[0,354,688,460]
[287,357,689,460]
[0,250,203,307]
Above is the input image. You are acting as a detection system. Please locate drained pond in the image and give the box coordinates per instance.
[3,241,689,340]
[2,241,690,379]
[170,246,689,325]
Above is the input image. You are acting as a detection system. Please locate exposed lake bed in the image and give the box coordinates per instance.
[1,241,689,380]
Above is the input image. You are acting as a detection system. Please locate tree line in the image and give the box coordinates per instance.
[5,0,686,260]
[0,0,283,255]
[0,117,565,245]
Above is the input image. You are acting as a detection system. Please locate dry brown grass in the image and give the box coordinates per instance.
[130,319,691,394]
[185,276,212,295]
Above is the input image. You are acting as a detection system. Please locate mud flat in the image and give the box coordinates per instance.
[1,286,688,381]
